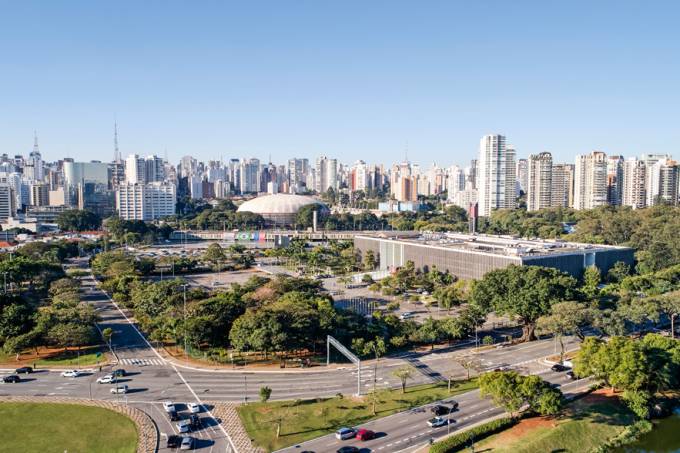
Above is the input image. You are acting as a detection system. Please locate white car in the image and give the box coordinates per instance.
[163,401,176,412]
[61,370,82,378]
[176,419,191,433]
[187,402,201,413]
[96,374,115,384]
[110,385,128,394]
[400,312,414,320]
[427,417,449,428]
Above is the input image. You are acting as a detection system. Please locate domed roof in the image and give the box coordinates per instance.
[237,193,327,215]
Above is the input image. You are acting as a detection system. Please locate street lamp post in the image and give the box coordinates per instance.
[183,284,188,364]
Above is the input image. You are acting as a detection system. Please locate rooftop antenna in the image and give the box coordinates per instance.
[33,130,39,153]
[114,121,121,162]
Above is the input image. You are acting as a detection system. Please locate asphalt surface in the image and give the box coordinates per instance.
[0,257,590,453]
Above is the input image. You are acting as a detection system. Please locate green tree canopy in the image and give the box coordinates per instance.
[470,265,579,341]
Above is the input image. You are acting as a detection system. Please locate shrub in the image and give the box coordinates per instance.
[588,420,653,453]
[429,417,516,453]
[386,301,400,311]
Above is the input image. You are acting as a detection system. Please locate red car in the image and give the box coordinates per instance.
[355,428,375,441]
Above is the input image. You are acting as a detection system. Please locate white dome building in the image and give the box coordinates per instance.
[236,193,328,226]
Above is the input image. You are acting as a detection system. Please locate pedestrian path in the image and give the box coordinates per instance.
[119,357,166,366]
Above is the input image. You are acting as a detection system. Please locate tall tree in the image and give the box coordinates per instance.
[537,301,592,363]
[470,265,578,341]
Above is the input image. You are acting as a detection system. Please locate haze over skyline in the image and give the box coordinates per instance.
[2,1,679,165]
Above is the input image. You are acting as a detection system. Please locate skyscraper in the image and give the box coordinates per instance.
[606,155,624,206]
[622,158,646,209]
[573,151,608,210]
[477,134,516,217]
[239,158,260,194]
[551,163,574,208]
[516,158,528,196]
[527,152,553,212]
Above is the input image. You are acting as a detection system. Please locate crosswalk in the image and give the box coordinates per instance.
[118,357,166,366]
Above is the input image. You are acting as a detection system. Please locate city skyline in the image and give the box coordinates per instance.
[2,2,680,163]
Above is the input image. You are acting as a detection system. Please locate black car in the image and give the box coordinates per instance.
[15,366,33,374]
[112,369,126,377]
[551,364,570,372]
[189,414,201,428]
[431,405,451,416]
[566,371,577,380]
[166,434,181,449]
[168,409,180,421]
[336,447,359,453]
[3,375,20,383]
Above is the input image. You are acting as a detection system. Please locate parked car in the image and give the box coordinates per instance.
[180,436,193,450]
[335,427,357,440]
[110,385,128,394]
[166,434,181,449]
[96,374,116,384]
[15,366,33,374]
[176,419,192,433]
[168,409,180,421]
[188,414,201,428]
[566,371,577,380]
[336,447,359,453]
[163,401,176,412]
[355,428,375,441]
[61,370,82,378]
[427,417,449,428]
[551,364,570,372]
[3,375,20,383]
[187,402,200,413]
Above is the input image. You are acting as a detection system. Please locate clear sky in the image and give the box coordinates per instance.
[1,1,679,167]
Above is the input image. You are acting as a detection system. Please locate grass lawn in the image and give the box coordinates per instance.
[0,402,137,453]
[238,379,479,452]
[0,346,107,367]
[466,391,636,453]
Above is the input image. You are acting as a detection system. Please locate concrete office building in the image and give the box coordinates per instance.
[63,161,110,187]
[477,134,516,217]
[354,231,634,280]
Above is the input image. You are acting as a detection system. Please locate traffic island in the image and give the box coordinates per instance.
[0,396,158,453]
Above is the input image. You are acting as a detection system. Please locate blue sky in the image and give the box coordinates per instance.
[1,1,679,166]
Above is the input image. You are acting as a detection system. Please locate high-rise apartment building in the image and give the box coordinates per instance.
[0,184,17,221]
[516,158,528,196]
[239,158,260,194]
[527,152,553,211]
[477,134,516,217]
[29,182,49,207]
[606,156,624,206]
[647,158,679,205]
[116,182,176,220]
[314,156,338,193]
[550,164,574,208]
[622,158,647,209]
[125,154,145,184]
[573,151,608,210]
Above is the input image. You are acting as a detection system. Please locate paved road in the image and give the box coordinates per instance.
[0,257,587,453]
[276,370,591,453]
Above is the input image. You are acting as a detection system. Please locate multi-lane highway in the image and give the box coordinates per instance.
[0,257,589,453]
